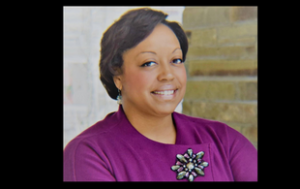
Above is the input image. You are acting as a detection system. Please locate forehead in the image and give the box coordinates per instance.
[124,23,181,56]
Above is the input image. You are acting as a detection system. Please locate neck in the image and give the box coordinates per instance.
[121,105,177,144]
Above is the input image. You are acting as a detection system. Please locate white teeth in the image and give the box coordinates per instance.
[153,90,174,95]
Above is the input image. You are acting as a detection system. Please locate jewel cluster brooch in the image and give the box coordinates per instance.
[171,148,209,182]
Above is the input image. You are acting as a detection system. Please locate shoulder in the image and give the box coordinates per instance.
[64,111,118,154]
[173,113,257,181]
[173,112,237,136]
[64,112,119,181]
[177,114,258,181]
[63,111,119,181]
[173,112,250,150]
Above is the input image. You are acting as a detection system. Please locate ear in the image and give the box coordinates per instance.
[113,75,122,91]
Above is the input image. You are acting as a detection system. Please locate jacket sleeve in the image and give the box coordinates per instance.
[226,126,257,181]
[63,138,116,181]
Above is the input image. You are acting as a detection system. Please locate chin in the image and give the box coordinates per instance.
[151,103,178,116]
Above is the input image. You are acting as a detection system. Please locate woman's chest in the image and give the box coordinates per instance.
[105,143,233,182]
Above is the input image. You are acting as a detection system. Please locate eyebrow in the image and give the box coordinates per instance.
[137,47,181,57]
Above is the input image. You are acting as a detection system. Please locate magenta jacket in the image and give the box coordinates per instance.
[64,105,257,181]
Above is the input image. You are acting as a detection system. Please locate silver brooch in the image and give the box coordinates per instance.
[171,148,209,182]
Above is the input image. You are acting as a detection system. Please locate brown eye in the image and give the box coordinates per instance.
[141,61,157,67]
[172,58,183,64]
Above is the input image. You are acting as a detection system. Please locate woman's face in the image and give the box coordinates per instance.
[114,23,187,117]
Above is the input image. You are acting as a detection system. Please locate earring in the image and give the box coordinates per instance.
[117,89,122,105]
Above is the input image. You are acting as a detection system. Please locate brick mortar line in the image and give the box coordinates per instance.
[187,76,257,81]
[183,99,257,104]
[185,56,257,61]
[187,43,257,48]
[183,19,257,31]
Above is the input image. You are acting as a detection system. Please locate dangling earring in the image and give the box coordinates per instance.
[117,89,122,105]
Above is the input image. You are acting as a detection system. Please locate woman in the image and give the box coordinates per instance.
[63,8,257,182]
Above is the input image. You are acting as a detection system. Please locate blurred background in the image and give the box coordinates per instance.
[63,6,257,149]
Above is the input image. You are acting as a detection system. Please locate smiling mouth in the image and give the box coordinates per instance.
[151,89,178,95]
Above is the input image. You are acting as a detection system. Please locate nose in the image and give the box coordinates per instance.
[157,63,174,81]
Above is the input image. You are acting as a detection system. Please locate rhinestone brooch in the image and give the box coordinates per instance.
[171,148,209,182]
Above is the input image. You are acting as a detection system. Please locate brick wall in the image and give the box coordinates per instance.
[182,7,257,149]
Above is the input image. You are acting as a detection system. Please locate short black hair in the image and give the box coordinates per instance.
[99,8,188,100]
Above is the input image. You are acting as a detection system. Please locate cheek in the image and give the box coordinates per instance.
[175,66,187,99]
[123,69,153,92]
[177,66,187,87]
